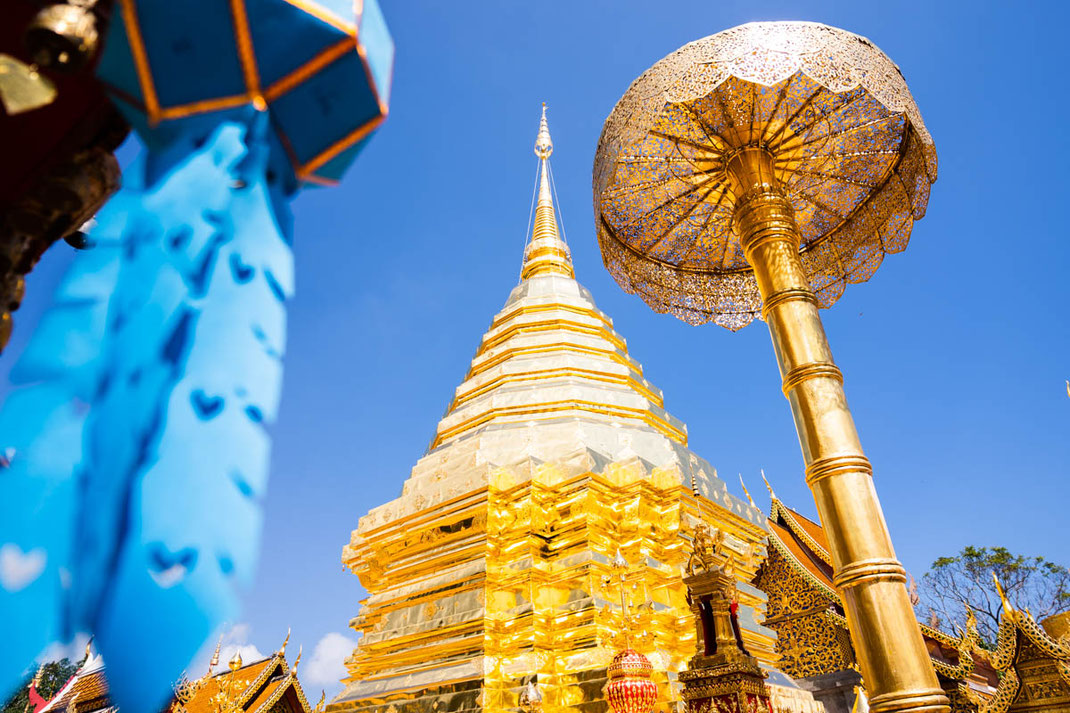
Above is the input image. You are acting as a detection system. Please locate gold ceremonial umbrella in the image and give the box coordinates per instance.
[593,22,945,713]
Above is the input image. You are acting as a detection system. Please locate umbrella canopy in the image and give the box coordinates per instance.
[593,22,935,330]
[96,0,392,185]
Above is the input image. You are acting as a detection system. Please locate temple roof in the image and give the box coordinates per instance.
[35,649,317,713]
[355,107,763,535]
[37,655,112,713]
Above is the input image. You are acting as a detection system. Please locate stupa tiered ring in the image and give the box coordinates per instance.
[594,22,945,713]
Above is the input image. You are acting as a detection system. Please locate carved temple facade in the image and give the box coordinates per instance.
[754,491,1005,713]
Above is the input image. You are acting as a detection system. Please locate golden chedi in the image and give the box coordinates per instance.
[331,107,815,713]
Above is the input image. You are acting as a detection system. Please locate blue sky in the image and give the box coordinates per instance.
[3,0,1068,697]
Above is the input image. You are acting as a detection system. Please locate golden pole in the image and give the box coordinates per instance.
[725,148,946,713]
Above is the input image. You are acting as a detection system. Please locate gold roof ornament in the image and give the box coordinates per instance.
[738,474,756,508]
[278,628,291,657]
[992,572,1014,612]
[760,469,776,501]
[228,650,243,672]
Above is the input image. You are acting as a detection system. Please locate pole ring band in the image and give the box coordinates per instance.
[781,361,842,395]
[832,558,907,589]
[868,689,951,713]
[762,288,818,317]
[804,454,872,486]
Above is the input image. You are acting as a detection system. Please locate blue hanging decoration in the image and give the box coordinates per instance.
[0,1,392,710]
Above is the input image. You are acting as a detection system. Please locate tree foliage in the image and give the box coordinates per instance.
[917,545,1070,647]
[1,659,79,713]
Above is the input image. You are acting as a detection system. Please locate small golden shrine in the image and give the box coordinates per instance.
[332,108,820,713]
[678,525,771,713]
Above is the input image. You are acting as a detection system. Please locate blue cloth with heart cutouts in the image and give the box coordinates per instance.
[0,117,293,713]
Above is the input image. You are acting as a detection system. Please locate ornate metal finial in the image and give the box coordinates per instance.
[228,650,243,672]
[292,645,303,674]
[992,572,1013,612]
[518,680,543,713]
[208,635,223,675]
[277,628,291,657]
[738,474,755,508]
[534,103,553,159]
[760,469,776,501]
[314,691,327,713]
[84,635,94,660]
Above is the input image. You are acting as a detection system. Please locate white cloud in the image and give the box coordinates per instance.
[301,632,358,696]
[36,632,91,664]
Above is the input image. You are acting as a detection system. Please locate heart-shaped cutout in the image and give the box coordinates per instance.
[0,543,46,592]
[229,253,255,284]
[191,390,225,420]
[147,544,197,589]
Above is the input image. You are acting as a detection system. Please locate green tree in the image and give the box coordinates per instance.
[1,658,79,713]
[918,545,1070,648]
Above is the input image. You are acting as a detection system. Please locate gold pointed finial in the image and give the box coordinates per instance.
[208,635,223,675]
[534,102,553,159]
[228,650,243,672]
[992,572,1013,612]
[521,103,573,280]
[314,691,327,713]
[84,635,94,661]
[292,645,303,674]
[277,628,291,657]
[738,474,756,508]
[760,469,777,501]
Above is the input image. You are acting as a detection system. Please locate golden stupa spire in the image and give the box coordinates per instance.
[521,103,574,280]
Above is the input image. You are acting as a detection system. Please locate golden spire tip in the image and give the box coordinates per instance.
[228,650,243,672]
[277,627,291,657]
[534,103,553,159]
